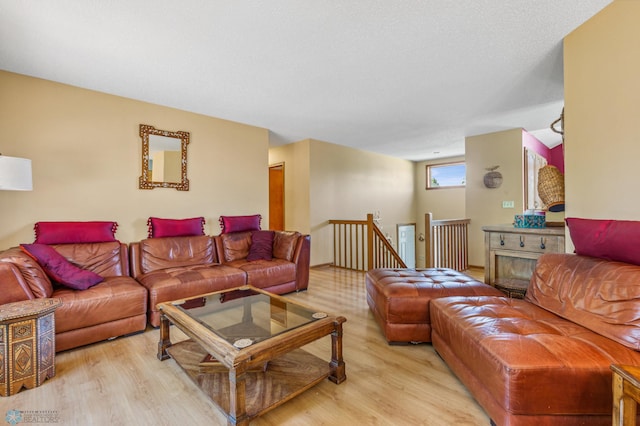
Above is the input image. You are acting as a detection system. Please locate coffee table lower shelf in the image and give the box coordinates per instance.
[166,339,330,421]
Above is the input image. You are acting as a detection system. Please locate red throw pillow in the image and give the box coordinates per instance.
[147,217,206,238]
[566,218,640,265]
[34,221,118,244]
[20,244,104,290]
[219,215,262,234]
[247,230,275,261]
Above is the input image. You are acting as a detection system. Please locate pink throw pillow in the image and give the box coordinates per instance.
[566,218,640,265]
[20,244,103,290]
[147,217,206,238]
[247,230,275,261]
[219,215,262,234]
[34,221,118,244]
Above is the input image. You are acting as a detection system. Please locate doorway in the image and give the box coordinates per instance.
[397,223,416,268]
[269,163,284,230]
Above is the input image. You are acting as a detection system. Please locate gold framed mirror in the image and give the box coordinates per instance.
[139,124,190,191]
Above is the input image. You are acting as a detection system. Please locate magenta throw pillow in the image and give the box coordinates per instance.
[247,230,275,261]
[34,221,118,244]
[147,217,206,238]
[20,244,103,290]
[219,215,262,234]
[566,218,640,265]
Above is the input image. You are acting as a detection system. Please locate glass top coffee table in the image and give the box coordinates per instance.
[157,286,346,426]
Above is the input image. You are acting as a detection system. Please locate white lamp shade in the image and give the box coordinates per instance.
[0,156,33,191]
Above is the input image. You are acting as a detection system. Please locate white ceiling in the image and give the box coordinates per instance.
[0,1,611,161]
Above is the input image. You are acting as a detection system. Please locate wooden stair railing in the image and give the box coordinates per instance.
[329,213,407,271]
[425,212,470,271]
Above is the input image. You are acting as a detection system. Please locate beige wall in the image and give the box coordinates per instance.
[309,139,415,266]
[414,156,466,268]
[0,71,269,247]
[564,0,640,252]
[270,139,415,266]
[465,128,525,266]
[268,140,311,234]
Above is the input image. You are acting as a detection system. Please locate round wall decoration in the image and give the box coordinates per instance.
[483,166,503,189]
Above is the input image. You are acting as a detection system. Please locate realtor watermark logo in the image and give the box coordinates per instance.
[5,410,60,425]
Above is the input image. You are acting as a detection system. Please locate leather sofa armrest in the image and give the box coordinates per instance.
[129,242,142,278]
[119,243,131,277]
[213,235,225,264]
[0,261,35,304]
[293,235,311,291]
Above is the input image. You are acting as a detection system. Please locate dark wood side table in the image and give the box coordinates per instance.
[611,364,640,425]
[0,298,61,396]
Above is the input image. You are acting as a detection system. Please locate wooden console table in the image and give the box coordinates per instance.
[482,224,565,298]
[0,298,61,396]
[612,364,640,425]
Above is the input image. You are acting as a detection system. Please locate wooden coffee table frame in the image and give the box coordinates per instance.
[157,286,346,426]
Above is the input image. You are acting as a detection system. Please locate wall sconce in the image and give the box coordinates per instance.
[0,155,33,191]
[483,165,503,189]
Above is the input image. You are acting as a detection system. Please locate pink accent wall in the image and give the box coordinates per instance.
[522,129,564,173]
[549,144,564,174]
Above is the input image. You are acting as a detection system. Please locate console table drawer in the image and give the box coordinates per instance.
[489,233,562,254]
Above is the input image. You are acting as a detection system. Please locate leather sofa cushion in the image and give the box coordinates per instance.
[219,232,252,262]
[53,275,147,333]
[273,231,301,261]
[431,295,640,416]
[526,254,640,350]
[226,259,295,288]
[52,242,126,277]
[138,235,215,274]
[137,264,247,326]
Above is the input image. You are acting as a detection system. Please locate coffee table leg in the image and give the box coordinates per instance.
[228,367,248,426]
[157,314,172,361]
[329,317,346,384]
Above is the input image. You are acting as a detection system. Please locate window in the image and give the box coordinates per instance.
[426,162,466,189]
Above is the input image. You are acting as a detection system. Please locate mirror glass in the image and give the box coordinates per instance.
[139,124,189,191]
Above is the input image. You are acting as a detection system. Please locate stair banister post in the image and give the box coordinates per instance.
[367,213,374,271]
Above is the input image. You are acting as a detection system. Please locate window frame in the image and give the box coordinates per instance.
[426,161,466,190]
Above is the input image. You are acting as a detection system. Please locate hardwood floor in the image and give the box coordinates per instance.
[3,266,490,425]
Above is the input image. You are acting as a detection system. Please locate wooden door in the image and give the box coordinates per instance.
[269,164,284,230]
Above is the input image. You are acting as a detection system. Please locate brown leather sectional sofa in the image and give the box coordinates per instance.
[0,231,310,350]
[431,253,640,425]
[130,231,310,327]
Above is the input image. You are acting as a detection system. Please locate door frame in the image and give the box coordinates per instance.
[396,222,416,268]
[269,162,285,230]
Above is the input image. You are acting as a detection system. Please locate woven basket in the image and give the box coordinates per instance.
[538,165,564,212]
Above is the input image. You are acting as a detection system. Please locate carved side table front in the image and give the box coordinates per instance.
[0,298,61,396]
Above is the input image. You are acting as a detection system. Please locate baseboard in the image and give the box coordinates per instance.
[311,263,333,269]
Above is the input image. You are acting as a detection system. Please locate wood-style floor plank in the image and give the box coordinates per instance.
[1,266,490,425]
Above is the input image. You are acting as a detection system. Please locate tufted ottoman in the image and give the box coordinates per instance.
[365,268,503,343]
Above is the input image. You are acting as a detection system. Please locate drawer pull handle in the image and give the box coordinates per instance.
[540,238,546,250]
[519,236,525,247]
[500,235,505,246]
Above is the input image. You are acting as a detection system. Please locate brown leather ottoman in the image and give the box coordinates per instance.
[365,268,503,343]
